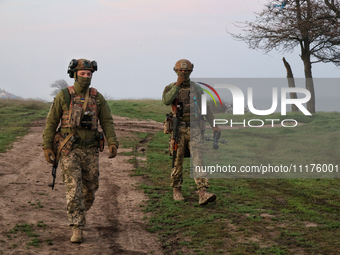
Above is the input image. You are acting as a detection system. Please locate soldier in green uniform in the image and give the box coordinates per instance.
[162,59,221,205]
[42,59,119,243]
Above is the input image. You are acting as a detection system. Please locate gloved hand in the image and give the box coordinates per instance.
[176,74,186,86]
[109,144,117,158]
[213,126,221,134]
[43,148,56,164]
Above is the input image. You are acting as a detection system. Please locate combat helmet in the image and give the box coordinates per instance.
[67,59,98,78]
[173,59,194,72]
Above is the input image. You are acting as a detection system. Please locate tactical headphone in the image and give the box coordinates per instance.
[67,59,98,78]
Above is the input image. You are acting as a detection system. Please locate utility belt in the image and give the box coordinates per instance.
[163,113,205,134]
[178,121,200,127]
[58,131,105,156]
[73,136,99,148]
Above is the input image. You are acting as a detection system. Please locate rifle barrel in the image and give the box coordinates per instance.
[51,162,58,190]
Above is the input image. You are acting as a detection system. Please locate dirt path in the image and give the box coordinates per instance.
[0,116,163,255]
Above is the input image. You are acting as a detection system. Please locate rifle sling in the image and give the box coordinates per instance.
[56,88,90,161]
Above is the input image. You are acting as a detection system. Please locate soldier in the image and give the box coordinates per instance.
[42,59,119,243]
[162,59,221,205]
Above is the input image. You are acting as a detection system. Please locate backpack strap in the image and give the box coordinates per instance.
[62,86,96,111]
[62,87,72,111]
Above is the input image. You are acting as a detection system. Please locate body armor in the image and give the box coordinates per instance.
[171,82,201,120]
[61,86,98,130]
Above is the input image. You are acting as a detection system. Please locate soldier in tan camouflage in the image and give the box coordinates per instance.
[42,59,119,243]
[162,59,221,205]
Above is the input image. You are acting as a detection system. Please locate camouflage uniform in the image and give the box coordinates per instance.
[162,80,215,190]
[60,147,99,227]
[43,82,118,230]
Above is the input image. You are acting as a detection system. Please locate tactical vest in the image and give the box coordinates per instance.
[172,82,201,119]
[61,86,98,130]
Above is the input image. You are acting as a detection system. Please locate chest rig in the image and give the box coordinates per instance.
[171,83,201,120]
[61,86,98,130]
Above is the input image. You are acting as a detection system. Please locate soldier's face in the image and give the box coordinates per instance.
[177,69,190,74]
[77,70,92,78]
[177,69,191,80]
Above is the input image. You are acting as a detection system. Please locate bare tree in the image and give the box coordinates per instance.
[103,93,114,101]
[229,0,340,114]
[324,0,340,17]
[282,57,299,112]
[50,79,69,97]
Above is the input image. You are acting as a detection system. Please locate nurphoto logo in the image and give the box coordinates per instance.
[198,83,311,128]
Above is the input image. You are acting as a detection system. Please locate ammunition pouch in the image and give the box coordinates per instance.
[69,105,83,128]
[81,111,94,129]
[163,113,173,134]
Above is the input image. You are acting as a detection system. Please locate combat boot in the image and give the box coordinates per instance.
[70,227,83,243]
[198,188,216,205]
[173,187,185,201]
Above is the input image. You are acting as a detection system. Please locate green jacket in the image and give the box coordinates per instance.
[42,82,119,149]
[162,80,215,127]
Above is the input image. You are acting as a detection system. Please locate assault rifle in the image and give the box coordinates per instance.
[49,126,61,190]
[204,131,227,150]
[49,128,77,190]
[51,162,58,190]
[172,117,179,168]
[172,101,183,168]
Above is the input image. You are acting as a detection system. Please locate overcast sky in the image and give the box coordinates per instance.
[0,0,339,102]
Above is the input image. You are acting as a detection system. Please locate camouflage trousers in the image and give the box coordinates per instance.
[59,147,99,229]
[171,125,209,190]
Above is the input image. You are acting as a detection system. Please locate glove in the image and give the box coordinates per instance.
[109,145,117,158]
[43,148,56,164]
[213,126,221,134]
[176,74,186,86]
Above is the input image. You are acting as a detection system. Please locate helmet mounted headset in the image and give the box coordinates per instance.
[67,59,98,78]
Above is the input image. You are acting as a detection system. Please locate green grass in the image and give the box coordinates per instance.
[0,99,50,152]
[27,238,40,247]
[141,131,340,254]
[5,221,53,250]
[3,98,339,253]
[202,112,340,179]
[111,100,340,254]
[9,223,39,238]
[107,99,169,122]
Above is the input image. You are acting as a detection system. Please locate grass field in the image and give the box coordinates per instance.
[109,100,340,255]
[107,99,169,122]
[2,99,340,254]
[0,99,50,152]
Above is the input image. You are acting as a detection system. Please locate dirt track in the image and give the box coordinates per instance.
[0,115,164,255]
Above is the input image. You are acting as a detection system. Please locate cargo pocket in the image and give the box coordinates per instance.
[163,118,173,134]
